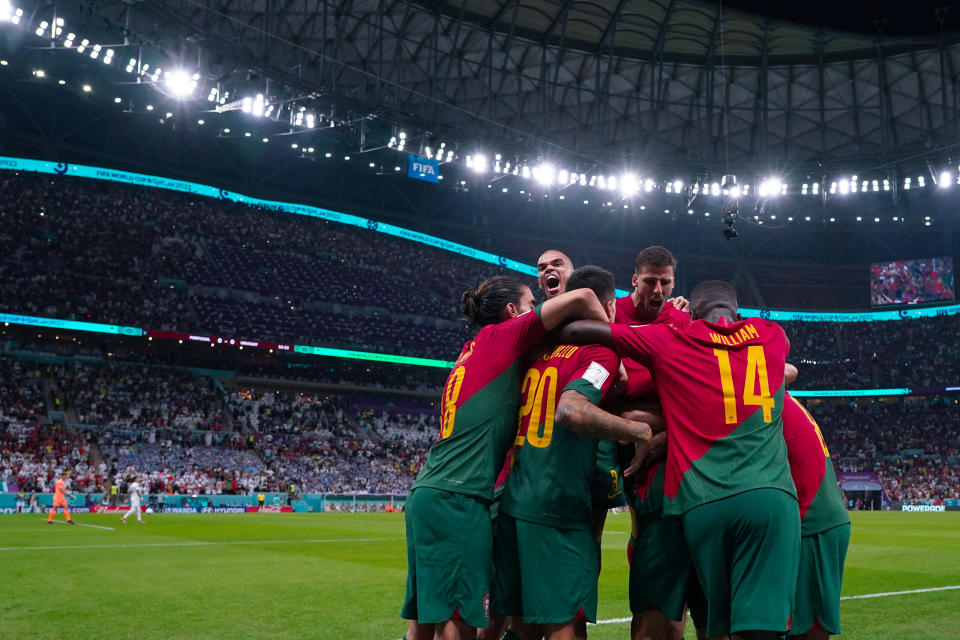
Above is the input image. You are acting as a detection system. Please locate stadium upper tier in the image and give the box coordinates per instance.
[1,169,959,390]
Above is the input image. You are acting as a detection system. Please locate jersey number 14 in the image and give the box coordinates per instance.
[713,345,775,424]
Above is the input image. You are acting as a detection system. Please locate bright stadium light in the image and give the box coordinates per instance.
[619,173,639,197]
[939,171,951,188]
[163,69,197,97]
[471,153,488,173]
[534,163,555,186]
[0,1,12,22]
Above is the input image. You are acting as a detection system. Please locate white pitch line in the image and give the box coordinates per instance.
[75,523,115,531]
[0,536,402,552]
[839,585,960,600]
[590,585,960,626]
[50,520,114,531]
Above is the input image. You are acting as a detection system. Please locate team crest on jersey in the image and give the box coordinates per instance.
[483,591,491,618]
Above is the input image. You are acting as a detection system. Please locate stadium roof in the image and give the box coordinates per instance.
[18,0,960,175]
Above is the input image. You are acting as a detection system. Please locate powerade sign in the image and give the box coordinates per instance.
[901,505,946,512]
[408,155,439,183]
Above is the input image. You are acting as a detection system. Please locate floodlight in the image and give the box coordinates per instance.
[534,164,555,186]
[471,154,488,173]
[620,173,639,197]
[672,180,683,192]
[164,69,196,97]
[305,113,315,129]
[0,1,12,22]
[33,69,45,78]
[644,178,654,192]
[939,172,951,188]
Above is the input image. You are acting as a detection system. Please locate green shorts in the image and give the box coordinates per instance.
[400,487,493,628]
[493,514,598,624]
[683,489,800,637]
[788,523,851,636]
[629,513,691,621]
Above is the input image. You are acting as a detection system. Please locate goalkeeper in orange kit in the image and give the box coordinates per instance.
[47,470,75,525]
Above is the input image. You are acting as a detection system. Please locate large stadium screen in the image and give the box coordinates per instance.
[870,256,955,306]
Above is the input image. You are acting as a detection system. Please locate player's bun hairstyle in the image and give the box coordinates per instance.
[689,280,738,316]
[634,245,677,273]
[462,276,529,329]
[565,265,615,304]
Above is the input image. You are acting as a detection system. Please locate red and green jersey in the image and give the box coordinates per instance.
[611,317,796,516]
[783,393,850,536]
[613,299,691,511]
[412,306,547,501]
[500,343,620,529]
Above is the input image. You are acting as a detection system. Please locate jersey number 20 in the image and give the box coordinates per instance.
[516,366,558,448]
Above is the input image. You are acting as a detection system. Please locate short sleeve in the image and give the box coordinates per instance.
[622,358,655,399]
[491,303,548,355]
[562,345,620,406]
[610,324,669,367]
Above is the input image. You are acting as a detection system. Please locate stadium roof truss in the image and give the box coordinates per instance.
[43,0,960,175]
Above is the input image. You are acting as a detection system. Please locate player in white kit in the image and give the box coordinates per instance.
[121,478,146,524]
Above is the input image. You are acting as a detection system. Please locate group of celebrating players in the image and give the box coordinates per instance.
[401,245,851,640]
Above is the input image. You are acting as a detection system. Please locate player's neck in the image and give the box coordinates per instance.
[702,311,736,324]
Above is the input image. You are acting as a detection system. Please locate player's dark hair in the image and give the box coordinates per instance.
[566,265,616,305]
[461,276,529,328]
[689,280,738,317]
[634,246,677,274]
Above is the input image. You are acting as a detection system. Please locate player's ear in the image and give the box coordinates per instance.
[631,272,639,289]
[504,301,519,319]
[606,299,616,322]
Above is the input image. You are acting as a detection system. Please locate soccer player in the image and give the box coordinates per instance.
[536,249,574,299]
[612,246,695,640]
[495,266,655,640]
[121,477,146,524]
[782,394,850,640]
[561,280,800,640]
[401,275,613,640]
[47,470,75,525]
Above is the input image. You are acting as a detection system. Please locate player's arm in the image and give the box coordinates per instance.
[554,319,614,348]
[538,288,608,330]
[554,389,651,476]
[785,362,798,385]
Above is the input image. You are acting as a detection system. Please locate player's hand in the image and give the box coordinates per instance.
[610,362,629,398]
[621,421,652,477]
[668,296,690,313]
[620,408,666,433]
[644,431,668,465]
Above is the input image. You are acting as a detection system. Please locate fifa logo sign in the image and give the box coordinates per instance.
[408,155,440,183]
[412,161,436,177]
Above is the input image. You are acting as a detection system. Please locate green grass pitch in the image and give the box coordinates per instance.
[2,511,958,639]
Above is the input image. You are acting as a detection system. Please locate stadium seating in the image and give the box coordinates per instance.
[1,173,959,504]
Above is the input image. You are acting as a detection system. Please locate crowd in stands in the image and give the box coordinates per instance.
[3,172,960,387]
[825,396,960,504]
[2,172,960,505]
[0,350,956,503]
[62,363,227,431]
